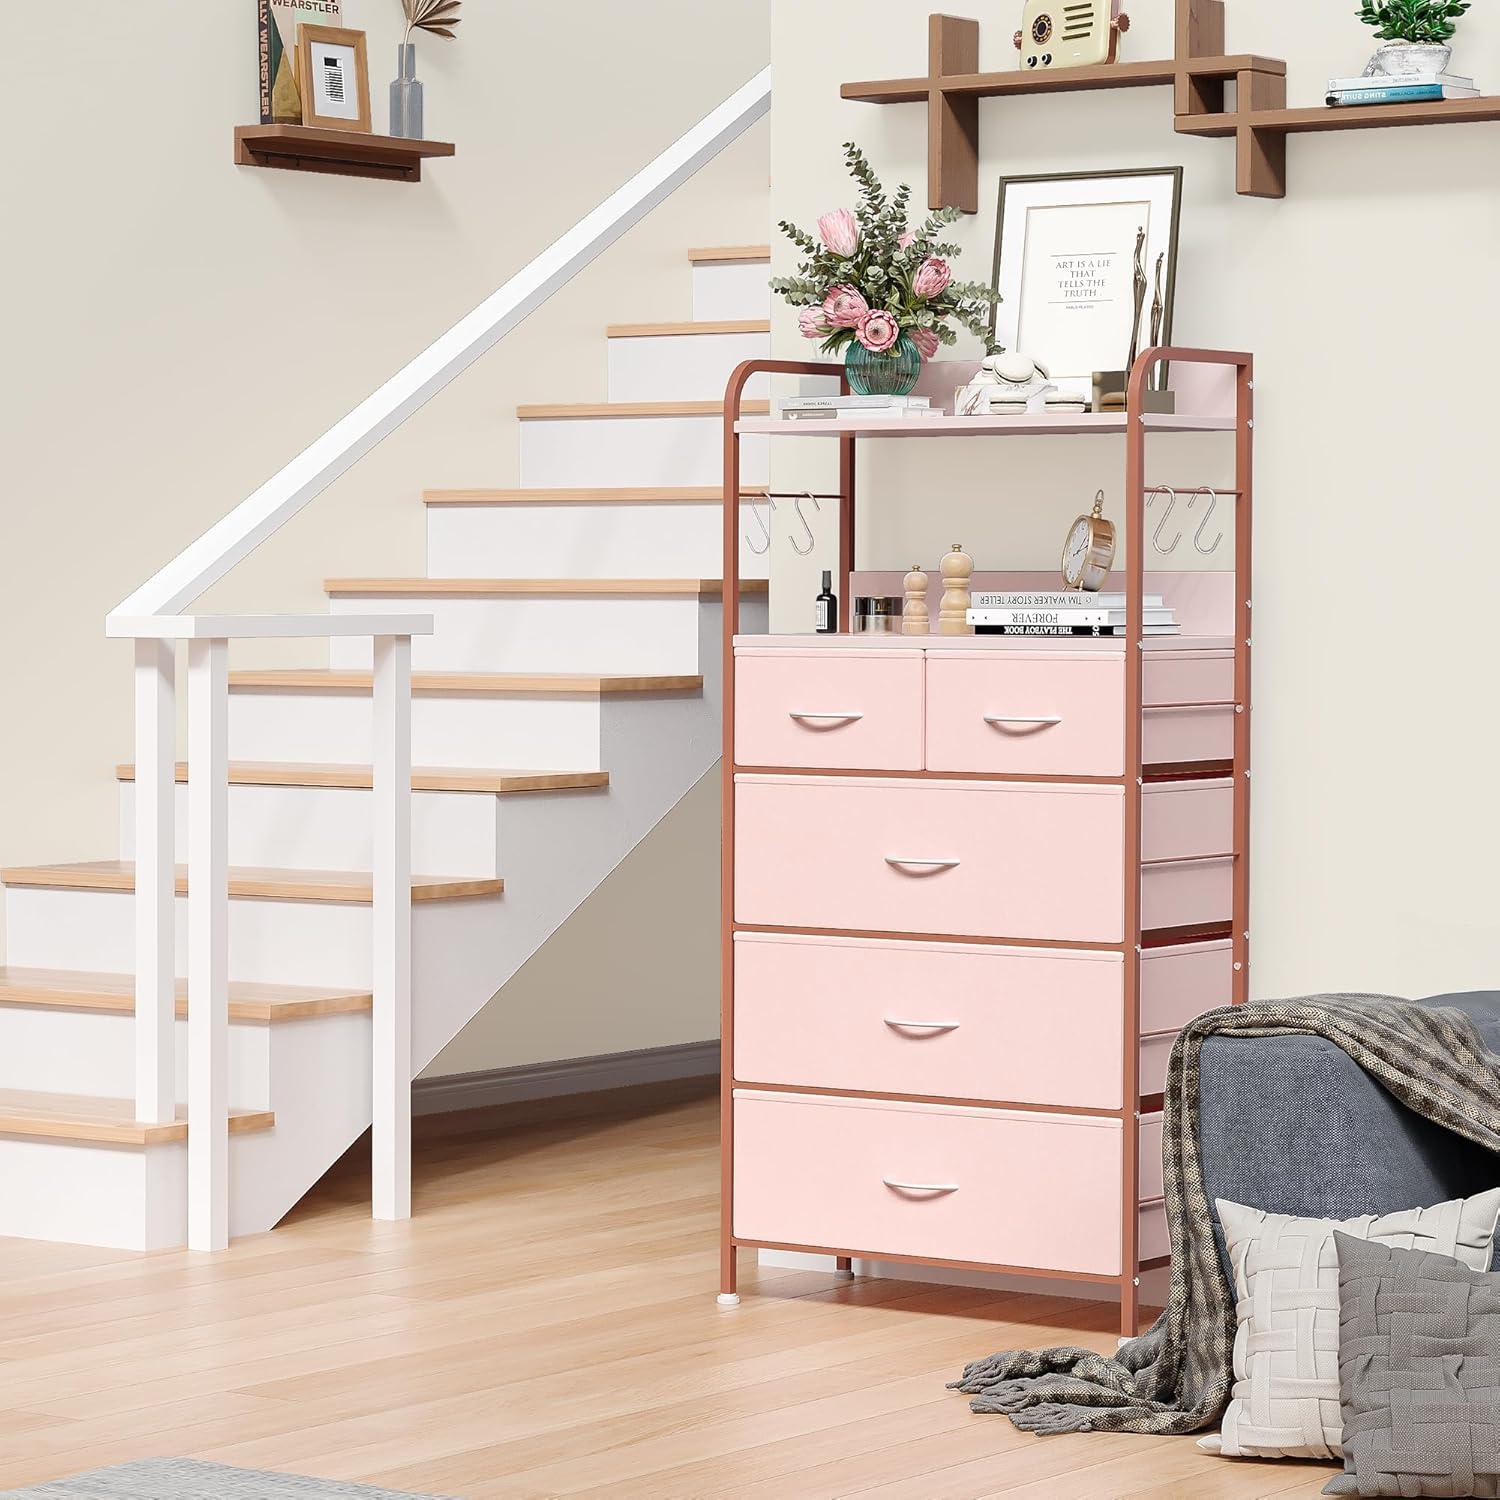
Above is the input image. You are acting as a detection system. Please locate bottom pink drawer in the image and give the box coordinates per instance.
[733,1090,1125,1276]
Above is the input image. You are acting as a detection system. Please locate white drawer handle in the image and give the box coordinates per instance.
[789,711,864,723]
[884,1019,961,1033]
[883,1179,960,1196]
[984,715,1063,728]
[884,857,961,872]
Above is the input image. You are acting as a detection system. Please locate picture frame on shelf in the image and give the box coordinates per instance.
[989,167,1183,403]
[295,24,372,133]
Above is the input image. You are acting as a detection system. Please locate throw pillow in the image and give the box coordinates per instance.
[1323,1232,1500,1498]
[1197,1189,1500,1461]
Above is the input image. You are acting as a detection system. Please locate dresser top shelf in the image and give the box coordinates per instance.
[734,633,1233,654]
[735,413,1236,439]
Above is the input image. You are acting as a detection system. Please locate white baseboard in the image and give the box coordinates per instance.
[413,1040,719,1116]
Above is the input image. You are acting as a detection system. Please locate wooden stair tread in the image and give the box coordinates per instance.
[323,576,769,598]
[229,669,704,696]
[115,762,609,795]
[0,1088,275,1146]
[687,244,770,262]
[515,400,770,420]
[421,487,768,506]
[605,319,770,338]
[0,967,371,1023]
[0,861,503,904]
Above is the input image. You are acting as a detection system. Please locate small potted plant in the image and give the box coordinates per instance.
[771,144,999,398]
[1357,0,1470,77]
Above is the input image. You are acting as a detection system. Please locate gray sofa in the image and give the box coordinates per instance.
[1197,990,1500,1270]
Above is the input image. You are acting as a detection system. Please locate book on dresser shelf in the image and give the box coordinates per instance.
[969,590,1181,637]
[974,624,1183,637]
[778,395,941,422]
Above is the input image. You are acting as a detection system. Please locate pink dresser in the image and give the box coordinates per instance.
[723,637,1240,1327]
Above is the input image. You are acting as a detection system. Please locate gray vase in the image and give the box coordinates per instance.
[389,43,424,139]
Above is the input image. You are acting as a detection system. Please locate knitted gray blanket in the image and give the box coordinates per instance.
[949,994,1500,1434]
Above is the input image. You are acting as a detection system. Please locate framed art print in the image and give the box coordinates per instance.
[990,167,1183,401]
[295,24,372,132]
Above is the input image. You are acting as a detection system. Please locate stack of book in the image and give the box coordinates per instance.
[778,395,941,423]
[1326,70,1478,106]
[967,591,1181,638]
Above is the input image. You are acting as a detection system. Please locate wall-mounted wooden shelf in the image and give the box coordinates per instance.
[841,1,1500,203]
[233,125,456,183]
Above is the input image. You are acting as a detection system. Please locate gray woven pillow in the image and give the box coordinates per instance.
[1323,1232,1500,1497]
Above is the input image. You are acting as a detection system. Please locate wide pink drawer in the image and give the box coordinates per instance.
[733,1090,1126,1275]
[734,934,1126,1108]
[736,775,1125,942]
[735,776,1232,944]
[735,649,923,771]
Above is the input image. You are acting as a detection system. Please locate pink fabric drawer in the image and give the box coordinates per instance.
[734,933,1126,1109]
[733,1090,1125,1275]
[1139,939,1234,1093]
[1139,1113,1164,1202]
[1143,652,1234,708]
[1141,856,1233,931]
[925,652,1126,776]
[1142,705,1233,766]
[1140,780,1232,862]
[1140,1203,1170,1262]
[734,649,923,771]
[735,775,1126,943]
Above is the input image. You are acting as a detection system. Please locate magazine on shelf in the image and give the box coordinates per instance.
[1327,83,1478,104]
[971,592,1166,610]
[1326,71,1473,91]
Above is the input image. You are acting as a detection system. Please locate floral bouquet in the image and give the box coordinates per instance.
[771,143,1000,396]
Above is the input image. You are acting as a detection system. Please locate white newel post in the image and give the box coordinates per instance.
[187,637,230,1251]
[371,633,413,1221]
[133,638,177,1124]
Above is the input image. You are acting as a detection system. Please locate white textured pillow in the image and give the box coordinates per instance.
[1198,1189,1500,1461]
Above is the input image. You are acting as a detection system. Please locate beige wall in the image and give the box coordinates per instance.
[2,2,768,1073]
[769,0,1500,1002]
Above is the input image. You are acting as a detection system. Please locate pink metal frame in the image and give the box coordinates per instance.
[720,349,1253,1336]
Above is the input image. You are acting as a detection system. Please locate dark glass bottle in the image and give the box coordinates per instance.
[814,570,838,634]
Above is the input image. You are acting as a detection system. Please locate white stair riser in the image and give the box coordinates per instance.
[0,1014,372,1250]
[692,261,770,322]
[0,1006,273,1105]
[519,415,768,489]
[426,501,768,581]
[120,781,507,879]
[2,884,501,989]
[230,690,608,771]
[328,594,712,674]
[606,331,769,403]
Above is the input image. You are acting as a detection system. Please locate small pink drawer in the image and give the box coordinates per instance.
[733,1090,1126,1275]
[1142,705,1233,766]
[925,652,1126,776]
[734,934,1126,1108]
[735,775,1126,943]
[734,649,923,771]
[1141,856,1233,931]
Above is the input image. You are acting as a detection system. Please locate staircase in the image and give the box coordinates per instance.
[0,243,772,1251]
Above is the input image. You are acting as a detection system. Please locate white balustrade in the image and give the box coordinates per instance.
[102,65,772,1244]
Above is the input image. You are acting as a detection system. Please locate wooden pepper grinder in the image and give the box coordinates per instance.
[938,543,973,636]
[902,563,930,636]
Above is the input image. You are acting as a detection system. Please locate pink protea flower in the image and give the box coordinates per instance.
[912,256,952,299]
[822,284,869,329]
[898,230,917,249]
[797,306,827,340]
[817,209,860,257]
[910,326,940,359]
[855,309,900,354]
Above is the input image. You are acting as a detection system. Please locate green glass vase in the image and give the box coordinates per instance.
[844,334,922,398]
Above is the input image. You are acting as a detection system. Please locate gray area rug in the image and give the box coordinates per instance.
[3,1459,455,1499]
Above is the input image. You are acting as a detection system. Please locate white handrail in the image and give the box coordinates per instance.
[108,66,772,624]
[109,68,772,1251]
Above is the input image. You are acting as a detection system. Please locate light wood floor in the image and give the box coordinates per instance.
[0,1083,1339,1498]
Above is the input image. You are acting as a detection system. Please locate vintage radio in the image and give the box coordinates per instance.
[1014,0,1131,69]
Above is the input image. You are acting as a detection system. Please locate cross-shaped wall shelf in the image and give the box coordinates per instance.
[841,1,1500,204]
